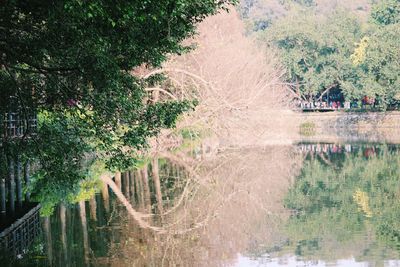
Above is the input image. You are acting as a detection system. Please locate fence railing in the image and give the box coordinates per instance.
[0,203,41,259]
[0,112,37,139]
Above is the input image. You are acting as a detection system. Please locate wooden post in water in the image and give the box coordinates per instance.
[135,170,144,210]
[60,204,68,265]
[0,177,5,215]
[129,171,135,203]
[7,111,12,138]
[133,171,138,203]
[101,180,110,213]
[114,172,121,190]
[126,171,131,198]
[24,161,30,201]
[152,158,164,214]
[43,217,53,266]
[79,201,90,265]
[122,172,130,198]
[16,155,22,208]
[121,172,126,197]
[89,196,97,221]
[7,157,15,214]
[141,165,151,212]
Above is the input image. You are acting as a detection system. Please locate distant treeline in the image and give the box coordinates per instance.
[241,0,400,109]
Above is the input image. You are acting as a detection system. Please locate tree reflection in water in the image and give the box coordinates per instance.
[17,146,299,266]
[11,143,400,266]
[277,143,400,264]
[105,146,301,266]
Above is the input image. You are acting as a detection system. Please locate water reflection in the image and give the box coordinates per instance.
[3,143,400,266]
[102,148,298,266]
[0,146,296,266]
[265,143,400,266]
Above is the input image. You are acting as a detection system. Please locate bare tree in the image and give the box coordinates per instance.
[142,9,297,149]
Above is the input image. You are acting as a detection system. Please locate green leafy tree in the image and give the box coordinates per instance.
[0,0,235,212]
[351,24,400,107]
[347,0,400,108]
[371,0,400,25]
[1,0,235,165]
[263,2,400,106]
[264,10,361,100]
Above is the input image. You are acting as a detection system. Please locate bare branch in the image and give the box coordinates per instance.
[145,87,178,100]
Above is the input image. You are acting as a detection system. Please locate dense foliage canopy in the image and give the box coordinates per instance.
[1,0,235,160]
[371,0,400,26]
[264,11,361,99]
[0,0,235,212]
[260,0,400,107]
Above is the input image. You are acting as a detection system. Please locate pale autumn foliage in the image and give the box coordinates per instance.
[143,8,297,147]
[93,10,306,267]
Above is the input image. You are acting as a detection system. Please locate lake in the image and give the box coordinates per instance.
[3,142,400,266]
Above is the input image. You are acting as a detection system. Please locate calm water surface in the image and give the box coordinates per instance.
[5,143,400,266]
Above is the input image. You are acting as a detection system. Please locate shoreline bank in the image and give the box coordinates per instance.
[297,111,400,144]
